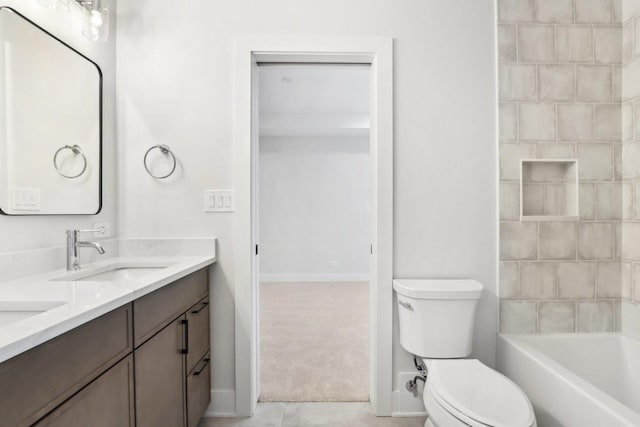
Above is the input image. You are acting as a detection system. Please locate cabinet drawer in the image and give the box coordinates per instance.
[35,355,135,427]
[186,353,211,427]
[0,304,132,427]
[134,268,208,347]
[185,297,210,374]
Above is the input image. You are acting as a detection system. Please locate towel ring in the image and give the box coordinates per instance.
[53,145,87,179]
[144,144,176,179]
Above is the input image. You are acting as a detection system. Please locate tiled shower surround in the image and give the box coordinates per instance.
[498,0,625,333]
[622,2,640,327]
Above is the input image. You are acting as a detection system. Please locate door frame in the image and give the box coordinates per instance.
[233,35,393,417]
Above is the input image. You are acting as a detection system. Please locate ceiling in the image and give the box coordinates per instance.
[258,64,370,136]
[258,64,370,114]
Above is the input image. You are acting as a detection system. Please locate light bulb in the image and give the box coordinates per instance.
[90,10,103,28]
[90,26,100,40]
[82,6,109,43]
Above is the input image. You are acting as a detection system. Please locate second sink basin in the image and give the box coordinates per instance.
[0,301,67,328]
[77,267,164,282]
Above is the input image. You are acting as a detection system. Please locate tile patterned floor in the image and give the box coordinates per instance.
[199,402,426,427]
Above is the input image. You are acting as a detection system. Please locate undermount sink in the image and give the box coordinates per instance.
[76,267,164,282]
[52,262,174,282]
[0,301,67,328]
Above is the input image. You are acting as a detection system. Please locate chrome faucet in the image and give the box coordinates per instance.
[66,229,105,271]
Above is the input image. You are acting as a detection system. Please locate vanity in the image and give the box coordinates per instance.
[0,248,216,427]
[0,6,216,426]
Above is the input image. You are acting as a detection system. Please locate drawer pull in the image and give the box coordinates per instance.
[191,301,209,314]
[182,319,189,354]
[193,358,210,376]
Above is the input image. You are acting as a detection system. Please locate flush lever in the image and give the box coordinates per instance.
[398,301,413,310]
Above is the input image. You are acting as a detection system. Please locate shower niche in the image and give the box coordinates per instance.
[520,159,579,221]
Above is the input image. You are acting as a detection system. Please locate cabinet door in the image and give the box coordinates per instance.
[185,297,210,374]
[34,355,135,427]
[186,353,211,427]
[135,316,186,427]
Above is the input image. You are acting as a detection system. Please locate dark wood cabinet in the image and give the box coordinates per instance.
[186,297,210,374]
[134,268,208,347]
[135,317,186,427]
[34,355,135,427]
[187,352,211,427]
[0,267,211,427]
[134,272,211,427]
[185,297,211,427]
[0,304,132,427]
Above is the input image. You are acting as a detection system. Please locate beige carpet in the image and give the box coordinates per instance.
[259,282,369,402]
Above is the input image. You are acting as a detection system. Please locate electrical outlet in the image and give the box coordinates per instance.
[328,260,338,269]
[93,222,111,238]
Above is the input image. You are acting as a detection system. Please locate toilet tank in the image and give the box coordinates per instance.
[393,279,483,358]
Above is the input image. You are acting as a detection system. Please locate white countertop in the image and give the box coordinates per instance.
[0,254,216,363]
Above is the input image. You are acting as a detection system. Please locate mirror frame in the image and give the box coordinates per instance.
[0,7,103,216]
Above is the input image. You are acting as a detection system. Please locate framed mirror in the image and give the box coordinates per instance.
[0,7,101,215]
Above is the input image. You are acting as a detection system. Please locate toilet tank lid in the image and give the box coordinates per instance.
[392,279,483,299]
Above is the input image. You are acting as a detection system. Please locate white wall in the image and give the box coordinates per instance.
[0,0,117,251]
[259,136,370,282]
[116,0,497,414]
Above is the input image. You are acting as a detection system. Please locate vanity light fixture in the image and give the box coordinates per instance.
[37,0,109,42]
[75,0,109,42]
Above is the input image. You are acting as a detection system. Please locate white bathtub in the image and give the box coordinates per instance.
[497,333,640,427]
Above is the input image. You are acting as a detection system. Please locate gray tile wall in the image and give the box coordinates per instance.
[498,0,623,333]
[622,5,640,310]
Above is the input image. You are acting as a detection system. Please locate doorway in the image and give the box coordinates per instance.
[257,64,371,402]
[233,37,393,416]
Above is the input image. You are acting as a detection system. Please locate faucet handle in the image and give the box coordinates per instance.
[66,229,100,239]
[67,229,100,234]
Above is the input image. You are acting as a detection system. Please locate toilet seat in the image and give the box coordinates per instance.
[424,359,535,427]
[425,382,489,427]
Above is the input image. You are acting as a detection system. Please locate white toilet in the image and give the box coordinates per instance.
[393,279,536,427]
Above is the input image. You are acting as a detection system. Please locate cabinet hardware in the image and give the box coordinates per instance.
[182,319,189,354]
[193,358,210,376]
[191,301,209,314]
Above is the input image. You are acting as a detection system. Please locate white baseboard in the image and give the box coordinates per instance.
[204,386,426,418]
[260,273,369,282]
[392,372,426,417]
[392,411,428,417]
[204,389,236,417]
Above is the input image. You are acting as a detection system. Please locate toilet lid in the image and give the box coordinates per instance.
[427,359,535,427]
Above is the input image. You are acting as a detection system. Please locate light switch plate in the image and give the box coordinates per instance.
[204,190,234,212]
[11,188,41,211]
